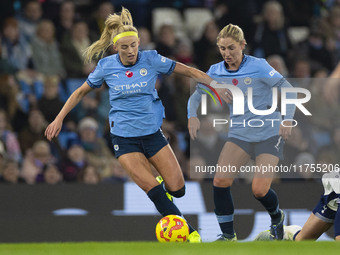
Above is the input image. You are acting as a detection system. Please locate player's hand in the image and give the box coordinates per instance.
[45,117,63,141]
[216,88,232,104]
[279,122,292,141]
[188,117,200,140]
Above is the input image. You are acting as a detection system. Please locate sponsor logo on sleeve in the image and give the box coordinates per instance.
[269,69,277,76]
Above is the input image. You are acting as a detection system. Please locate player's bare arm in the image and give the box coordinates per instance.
[175,62,231,105]
[45,82,94,141]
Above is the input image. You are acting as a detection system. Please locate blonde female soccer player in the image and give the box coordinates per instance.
[188,24,296,241]
[45,7,217,243]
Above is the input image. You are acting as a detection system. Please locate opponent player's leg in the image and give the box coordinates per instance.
[294,213,332,240]
[334,202,340,241]
[213,141,250,240]
[118,152,182,217]
[253,153,284,240]
[149,144,201,242]
[295,192,338,240]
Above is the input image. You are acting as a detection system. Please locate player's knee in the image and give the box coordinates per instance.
[213,178,233,188]
[252,187,268,198]
[168,185,185,198]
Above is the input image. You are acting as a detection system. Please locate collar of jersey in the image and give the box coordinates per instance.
[224,54,247,73]
[116,51,141,67]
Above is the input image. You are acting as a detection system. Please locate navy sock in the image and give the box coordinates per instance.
[147,185,181,216]
[147,185,195,233]
[334,201,340,238]
[213,186,235,236]
[255,188,281,224]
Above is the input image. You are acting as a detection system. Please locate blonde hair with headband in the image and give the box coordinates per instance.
[112,31,138,44]
[84,7,138,63]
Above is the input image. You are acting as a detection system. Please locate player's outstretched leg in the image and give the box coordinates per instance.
[150,146,201,243]
[255,190,285,240]
[156,176,173,202]
[254,183,284,240]
[155,176,201,243]
[253,153,283,239]
[214,186,237,241]
[147,184,201,243]
[148,184,201,242]
[335,205,340,241]
[213,142,249,241]
[269,209,285,240]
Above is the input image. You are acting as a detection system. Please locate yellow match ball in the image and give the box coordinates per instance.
[155,215,190,242]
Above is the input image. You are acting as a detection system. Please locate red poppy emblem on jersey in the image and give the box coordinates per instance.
[125,71,133,78]
[232,79,238,86]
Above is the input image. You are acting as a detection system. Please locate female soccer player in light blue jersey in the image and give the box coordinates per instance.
[188,24,297,241]
[45,7,215,243]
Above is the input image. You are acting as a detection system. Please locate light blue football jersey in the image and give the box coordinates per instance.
[87,50,176,137]
[195,55,293,142]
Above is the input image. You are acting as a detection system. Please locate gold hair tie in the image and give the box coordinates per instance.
[113,31,138,44]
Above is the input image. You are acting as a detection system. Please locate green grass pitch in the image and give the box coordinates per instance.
[1,241,340,255]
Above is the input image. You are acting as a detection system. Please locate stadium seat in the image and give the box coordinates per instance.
[288,27,309,45]
[184,8,214,41]
[152,8,185,38]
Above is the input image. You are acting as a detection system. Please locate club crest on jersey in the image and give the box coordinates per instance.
[114,145,119,151]
[125,71,133,78]
[140,68,147,76]
[244,77,252,85]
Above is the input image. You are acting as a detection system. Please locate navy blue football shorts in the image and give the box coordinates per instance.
[111,128,169,158]
[312,192,339,224]
[227,135,284,160]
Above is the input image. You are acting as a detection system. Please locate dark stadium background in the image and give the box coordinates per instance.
[0,0,339,243]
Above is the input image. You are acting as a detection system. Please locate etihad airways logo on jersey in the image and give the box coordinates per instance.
[114,82,147,91]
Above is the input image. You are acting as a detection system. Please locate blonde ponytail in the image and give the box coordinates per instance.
[83,7,137,63]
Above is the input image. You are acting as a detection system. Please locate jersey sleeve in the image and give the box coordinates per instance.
[260,59,284,87]
[149,50,176,75]
[86,62,104,88]
[258,59,296,119]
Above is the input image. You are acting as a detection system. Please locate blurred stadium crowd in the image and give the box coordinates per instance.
[0,0,340,184]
